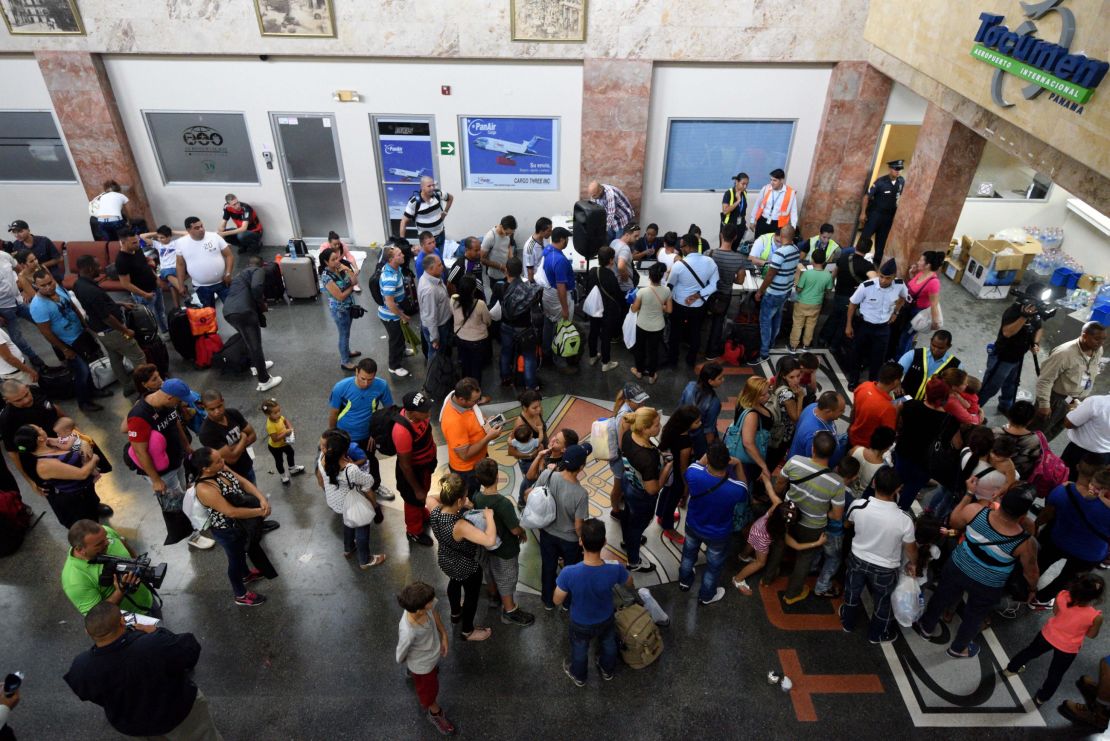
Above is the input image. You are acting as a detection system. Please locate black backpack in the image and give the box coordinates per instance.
[425,353,459,411]
[366,405,416,457]
[367,265,386,306]
[501,279,543,322]
[262,261,285,302]
[214,333,252,374]
[126,304,160,346]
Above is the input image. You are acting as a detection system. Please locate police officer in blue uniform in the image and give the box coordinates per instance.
[858,159,905,264]
[844,258,908,386]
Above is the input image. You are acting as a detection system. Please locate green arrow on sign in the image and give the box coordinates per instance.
[440,141,456,155]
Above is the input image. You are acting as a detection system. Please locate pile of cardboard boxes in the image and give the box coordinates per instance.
[943,235,1043,299]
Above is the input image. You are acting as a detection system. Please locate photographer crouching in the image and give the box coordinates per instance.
[978,282,1048,415]
[61,520,163,619]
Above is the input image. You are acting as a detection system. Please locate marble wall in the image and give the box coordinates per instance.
[800,61,892,242]
[580,58,651,210]
[34,51,154,226]
[885,102,986,271]
[0,0,872,62]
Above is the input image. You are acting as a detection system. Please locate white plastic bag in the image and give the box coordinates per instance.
[638,587,671,627]
[891,572,925,627]
[622,311,637,349]
[489,300,503,322]
[464,509,502,550]
[910,304,943,332]
[590,418,611,460]
[181,486,211,532]
[519,472,557,530]
[583,286,604,318]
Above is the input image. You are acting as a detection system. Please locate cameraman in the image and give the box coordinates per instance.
[978,285,1045,414]
[61,520,158,618]
[64,602,221,740]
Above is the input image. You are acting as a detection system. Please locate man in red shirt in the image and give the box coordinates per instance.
[218,194,263,255]
[393,390,437,546]
[848,361,903,448]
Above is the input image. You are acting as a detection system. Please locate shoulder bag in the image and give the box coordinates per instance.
[342,467,378,528]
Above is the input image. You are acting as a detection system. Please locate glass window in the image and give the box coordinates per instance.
[144,112,259,184]
[967,142,1051,201]
[663,120,795,192]
[0,111,76,182]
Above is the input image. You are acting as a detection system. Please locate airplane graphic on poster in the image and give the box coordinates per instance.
[386,167,428,180]
[473,135,549,165]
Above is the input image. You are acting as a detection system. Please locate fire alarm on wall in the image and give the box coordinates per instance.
[441,85,451,95]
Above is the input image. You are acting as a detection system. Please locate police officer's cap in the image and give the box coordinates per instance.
[887,159,905,170]
[879,259,898,276]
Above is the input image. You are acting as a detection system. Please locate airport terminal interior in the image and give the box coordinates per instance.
[0,0,1109,738]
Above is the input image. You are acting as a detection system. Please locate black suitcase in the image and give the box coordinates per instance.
[214,333,251,375]
[38,365,75,399]
[167,308,195,360]
[141,337,170,378]
[127,304,161,346]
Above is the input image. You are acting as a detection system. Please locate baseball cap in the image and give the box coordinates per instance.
[562,443,593,472]
[879,259,898,277]
[623,382,649,405]
[7,220,28,233]
[160,378,192,400]
[404,390,434,413]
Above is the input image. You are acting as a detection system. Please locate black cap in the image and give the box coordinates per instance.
[7,220,28,233]
[887,159,905,170]
[879,259,898,276]
[404,390,434,413]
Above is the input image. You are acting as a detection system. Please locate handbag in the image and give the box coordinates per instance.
[342,468,377,528]
[1028,430,1069,498]
[707,291,730,316]
[348,304,366,319]
[911,304,942,332]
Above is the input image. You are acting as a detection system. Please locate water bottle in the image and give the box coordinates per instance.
[286,430,295,445]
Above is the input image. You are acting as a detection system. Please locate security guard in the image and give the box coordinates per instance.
[721,172,749,228]
[858,159,905,264]
[844,259,907,386]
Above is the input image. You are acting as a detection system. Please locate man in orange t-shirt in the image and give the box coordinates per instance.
[439,378,504,493]
[848,361,903,448]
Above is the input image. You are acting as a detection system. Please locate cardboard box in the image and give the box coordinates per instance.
[1077,274,1105,292]
[961,259,1013,299]
[943,257,966,283]
[968,239,1026,272]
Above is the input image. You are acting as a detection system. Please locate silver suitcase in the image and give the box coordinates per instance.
[279,257,318,300]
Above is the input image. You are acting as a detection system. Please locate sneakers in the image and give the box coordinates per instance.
[595,660,614,681]
[563,660,586,687]
[257,376,283,392]
[389,367,410,377]
[787,345,798,354]
[250,360,275,376]
[1030,597,1055,611]
[661,529,685,546]
[629,561,657,573]
[243,568,265,584]
[501,608,536,626]
[946,641,981,659]
[404,347,416,356]
[374,485,397,501]
[281,473,290,485]
[678,581,692,592]
[586,355,598,366]
[699,587,726,605]
[868,632,898,645]
[188,531,215,550]
[234,591,267,607]
[746,356,767,367]
[1001,665,1026,678]
[912,621,941,640]
[782,586,810,605]
[289,464,305,476]
[838,604,853,633]
[427,709,456,736]
[407,532,433,547]
[601,361,619,372]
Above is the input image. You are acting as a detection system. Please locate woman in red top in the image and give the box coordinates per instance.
[1003,574,1104,705]
[893,250,943,357]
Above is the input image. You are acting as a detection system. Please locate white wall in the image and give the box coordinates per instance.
[0,56,94,241]
[952,184,1070,240]
[102,56,583,246]
[1062,200,1110,278]
[882,82,928,123]
[640,64,833,237]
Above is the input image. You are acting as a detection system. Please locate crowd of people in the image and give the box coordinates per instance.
[1,171,1109,738]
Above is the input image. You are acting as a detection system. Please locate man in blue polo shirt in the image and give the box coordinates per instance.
[678,442,748,605]
[378,246,412,378]
[751,225,799,364]
[540,227,576,375]
[787,391,846,465]
[327,357,396,501]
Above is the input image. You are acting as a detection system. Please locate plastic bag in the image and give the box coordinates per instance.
[891,573,925,627]
[622,311,637,348]
[583,285,604,318]
[589,418,611,460]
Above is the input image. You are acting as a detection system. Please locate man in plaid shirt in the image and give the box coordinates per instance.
[588,181,635,241]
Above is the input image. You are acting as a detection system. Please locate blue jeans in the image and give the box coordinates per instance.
[422,320,452,366]
[97,218,127,241]
[814,532,844,594]
[977,349,1023,413]
[841,554,899,641]
[678,525,730,602]
[758,291,789,358]
[618,486,655,567]
[501,323,537,387]
[131,290,168,332]
[918,558,1004,652]
[66,353,94,406]
[434,231,445,252]
[539,530,582,608]
[343,522,371,566]
[210,525,278,598]
[0,304,42,364]
[330,305,352,363]
[568,617,618,682]
[195,282,229,308]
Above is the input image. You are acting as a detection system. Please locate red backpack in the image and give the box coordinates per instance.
[194,334,225,369]
[0,490,33,557]
[1028,431,1069,498]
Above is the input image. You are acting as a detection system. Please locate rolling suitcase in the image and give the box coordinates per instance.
[168,308,195,361]
[280,257,319,300]
[126,304,161,346]
[142,337,170,378]
[38,365,75,399]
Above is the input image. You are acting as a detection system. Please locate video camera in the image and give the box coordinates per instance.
[1010,283,1057,321]
[93,553,167,590]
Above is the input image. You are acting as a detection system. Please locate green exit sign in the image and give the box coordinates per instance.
[440,141,456,155]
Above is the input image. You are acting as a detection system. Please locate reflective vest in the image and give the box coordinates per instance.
[752,233,778,262]
[903,348,959,401]
[722,188,746,225]
[753,185,795,228]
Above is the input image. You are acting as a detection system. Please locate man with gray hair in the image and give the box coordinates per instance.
[399,176,453,250]
[218,193,263,255]
[417,253,452,365]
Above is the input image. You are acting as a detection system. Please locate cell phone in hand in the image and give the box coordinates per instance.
[487,413,506,429]
[4,671,23,697]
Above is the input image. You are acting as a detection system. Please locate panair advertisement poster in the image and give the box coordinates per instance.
[459,116,559,190]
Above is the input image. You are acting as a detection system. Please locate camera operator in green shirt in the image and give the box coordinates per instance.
[61,520,157,618]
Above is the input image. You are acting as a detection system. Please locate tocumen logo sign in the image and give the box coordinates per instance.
[971,0,1108,109]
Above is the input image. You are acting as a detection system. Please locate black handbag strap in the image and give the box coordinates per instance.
[1064,483,1110,541]
[680,260,709,289]
[690,473,731,501]
[787,467,833,486]
[593,268,619,304]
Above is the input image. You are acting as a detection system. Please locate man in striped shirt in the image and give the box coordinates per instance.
[587,181,634,242]
[751,225,799,364]
[764,431,845,604]
[399,177,454,250]
[378,246,412,377]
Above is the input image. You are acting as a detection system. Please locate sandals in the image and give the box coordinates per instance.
[733,577,753,596]
[359,554,387,570]
[462,626,492,642]
[630,367,642,379]
[814,586,841,599]
[341,362,358,371]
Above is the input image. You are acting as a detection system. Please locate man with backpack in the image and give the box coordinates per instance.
[553,517,633,686]
[327,358,396,502]
[532,443,591,611]
[221,256,280,392]
[539,227,576,376]
[391,391,437,547]
[498,257,540,390]
[374,246,413,378]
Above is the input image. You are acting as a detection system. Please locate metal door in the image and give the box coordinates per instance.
[270,113,351,242]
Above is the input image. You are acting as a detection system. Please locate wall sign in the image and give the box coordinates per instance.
[143,111,259,184]
[971,0,1108,111]
[459,116,559,190]
[374,118,438,238]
